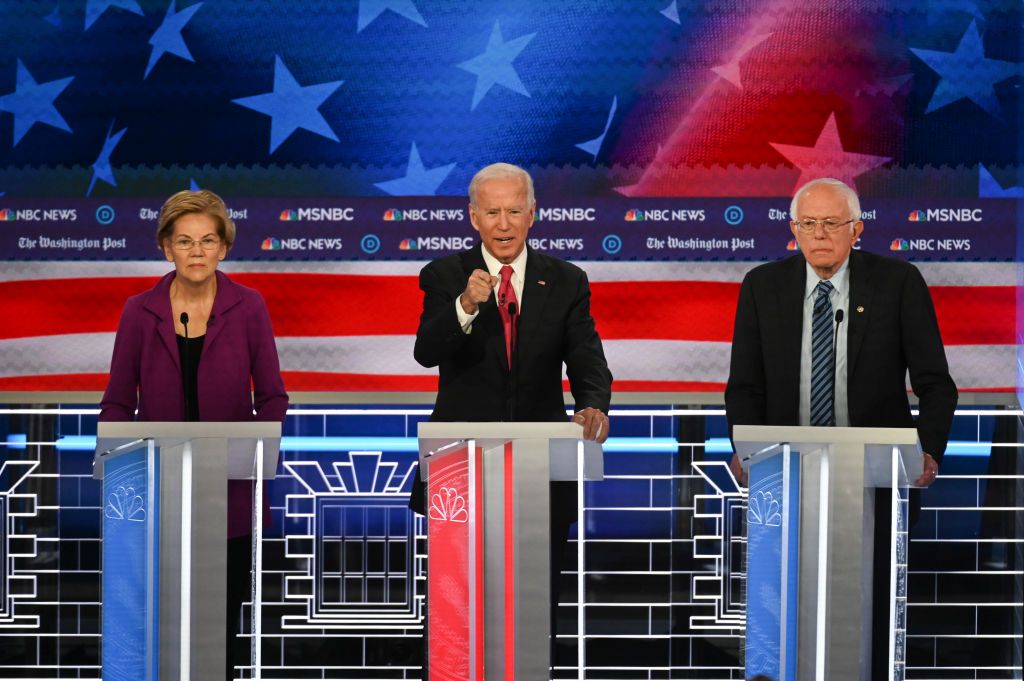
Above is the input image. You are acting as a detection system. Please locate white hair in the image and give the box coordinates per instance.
[469,163,535,207]
[789,178,862,222]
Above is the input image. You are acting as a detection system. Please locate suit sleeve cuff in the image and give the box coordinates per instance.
[454,297,477,333]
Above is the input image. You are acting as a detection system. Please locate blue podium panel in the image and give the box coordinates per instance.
[101,445,157,681]
[746,451,799,681]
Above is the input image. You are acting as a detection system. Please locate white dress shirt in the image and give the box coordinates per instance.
[455,246,527,332]
[799,258,850,426]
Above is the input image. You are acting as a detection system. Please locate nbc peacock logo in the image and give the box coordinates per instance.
[279,209,298,221]
[890,239,909,251]
[384,209,403,221]
[261,237,282,251]
[786,239,799,251]
[399,238,419,250]
[907,210,926,222]
[0,208,15,221]
[624,209,644,222]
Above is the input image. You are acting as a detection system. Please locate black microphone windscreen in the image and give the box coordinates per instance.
[180,312,189,325]
[835,309,844,323]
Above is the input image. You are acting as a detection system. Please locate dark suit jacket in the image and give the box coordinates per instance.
[100,269,289,536]
[725,249,957,462]
[410,244,612,513]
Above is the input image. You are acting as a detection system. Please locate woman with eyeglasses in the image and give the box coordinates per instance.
[100,189,287,679]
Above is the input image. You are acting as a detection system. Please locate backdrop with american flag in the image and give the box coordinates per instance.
[0,0,1019,394]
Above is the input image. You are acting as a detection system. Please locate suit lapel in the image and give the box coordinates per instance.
[205,271,242,352]
[847,250,874,376]
[780,256,806,410]
[142,273,180,370]
[518,247,551,342]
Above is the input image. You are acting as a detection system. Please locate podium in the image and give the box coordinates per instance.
[94,422,281,681]
[732,425,921,681]
[417,422,604,680]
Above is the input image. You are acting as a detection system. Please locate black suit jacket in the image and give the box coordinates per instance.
[410,244,612,513]
[725,249,957,462]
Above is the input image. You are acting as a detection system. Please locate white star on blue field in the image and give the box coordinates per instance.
[458,20,536,111]
[357,0,426,32]
[0,60,74,146]
[145,1,203,79]
[232,55,345,154]
[375,143,455,196]
[88,122,128,196]
[911,20,1018,119]
[84,0,143,30]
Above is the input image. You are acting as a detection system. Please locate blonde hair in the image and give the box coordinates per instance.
[156,189,236,250]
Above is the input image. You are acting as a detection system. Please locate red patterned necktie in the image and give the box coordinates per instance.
[498,264,518,369]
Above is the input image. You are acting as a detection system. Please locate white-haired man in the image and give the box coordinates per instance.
[410,162,613,665]
[725,177,957,677]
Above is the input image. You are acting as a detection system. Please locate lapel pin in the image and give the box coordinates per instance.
[857,306,865,313]
[537,280,546,286]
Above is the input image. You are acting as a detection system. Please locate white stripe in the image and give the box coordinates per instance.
[0,333,1014,389]
[181,441,192,681]
[0,260,1016,286]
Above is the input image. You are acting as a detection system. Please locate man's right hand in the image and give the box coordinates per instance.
[460,269,498,314]
[729,452,748,487]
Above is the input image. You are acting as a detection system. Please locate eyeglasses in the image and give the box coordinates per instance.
[792,218,856,234]
[172,237,221,251]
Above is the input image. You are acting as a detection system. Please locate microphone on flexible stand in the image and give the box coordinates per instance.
[831,309,844,426]
[180,312,191,420]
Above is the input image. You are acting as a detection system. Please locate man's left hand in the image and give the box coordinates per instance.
[914,452,939,487]
[574,407,609,443]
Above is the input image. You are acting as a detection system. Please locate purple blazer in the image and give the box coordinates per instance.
[100,270,289,537]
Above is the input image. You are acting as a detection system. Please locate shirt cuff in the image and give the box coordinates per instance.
[455,297,478,333]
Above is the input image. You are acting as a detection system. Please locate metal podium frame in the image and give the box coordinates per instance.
[94,422,281,681]
[733,425,921,681]
[417,422,604,681]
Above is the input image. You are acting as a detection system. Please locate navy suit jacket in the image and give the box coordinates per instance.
[725,249,957,462]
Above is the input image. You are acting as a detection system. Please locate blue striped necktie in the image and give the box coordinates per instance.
[810,279,836,427]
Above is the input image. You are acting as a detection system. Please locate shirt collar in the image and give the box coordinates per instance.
[804,255,850,300]
[480,244,528,281]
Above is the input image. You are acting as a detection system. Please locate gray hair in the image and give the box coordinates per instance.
[790,178,862,222]
[469,162,535,207]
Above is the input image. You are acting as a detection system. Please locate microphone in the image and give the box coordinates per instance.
[179,312,191,420]
[830,309,844,426]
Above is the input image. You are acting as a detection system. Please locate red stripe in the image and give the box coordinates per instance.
[929,286,1013,345]
[0,277,159,340]
[504,440,515,680]
[0,275,1014,345]
[0,374,1013,393]
[281,372,438,391]
[0,373,111,390]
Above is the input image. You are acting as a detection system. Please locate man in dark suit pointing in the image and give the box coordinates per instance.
[410,162,612,660]
[725,177,957,678]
